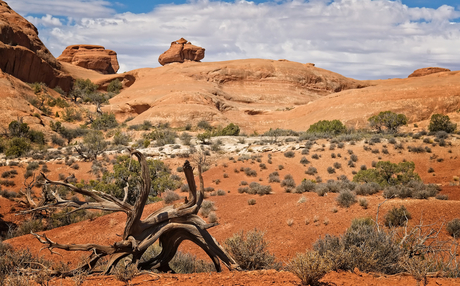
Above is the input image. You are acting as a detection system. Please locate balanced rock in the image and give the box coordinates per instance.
[0,1,72,90]
[408,67,451,78]
[57,45,119,74]
[158,38,205,66]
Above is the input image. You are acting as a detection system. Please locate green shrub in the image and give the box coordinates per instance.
[197,120,212,131]
[218,123,240,136]
[68,78,99,103]
[62,107,82,122]
[107,79,122,94]
[353,161,421,187]
[224,229,279,270]
[384,206,411,227]
[447,218,460,238]
[91,113,118,130]
[428,114,456,133]
[112,130,131,146]
[368,111,407,133]
[5,137,31,157]
[307,120,346,134]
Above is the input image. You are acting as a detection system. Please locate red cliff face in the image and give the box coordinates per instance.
[0,1,72,90]
[158,38,205,66]
[57,45,120,74]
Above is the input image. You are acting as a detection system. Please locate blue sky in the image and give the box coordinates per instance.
[7,0,460,79]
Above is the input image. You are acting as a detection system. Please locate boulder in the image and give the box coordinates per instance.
[408,67,451,78]
[57,45,120,74]
[0,1,72,90]
[158,38,205,66]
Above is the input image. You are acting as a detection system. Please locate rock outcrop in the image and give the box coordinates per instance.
[408,67,451,78]
[158,38,205,66]
[0,1,72,90]
[57,45,119,74]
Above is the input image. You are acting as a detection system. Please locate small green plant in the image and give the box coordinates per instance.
[428,114,456,133]
[307,119,347,134]
[107,79,122,94]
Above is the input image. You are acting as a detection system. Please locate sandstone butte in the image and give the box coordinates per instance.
[57,44,120,74]
[158,37,205,66]
[408,67,451,78]
[0,1,72,90]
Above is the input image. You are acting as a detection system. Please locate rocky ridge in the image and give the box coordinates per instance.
[57,45,120,74]
[0,1,72,90]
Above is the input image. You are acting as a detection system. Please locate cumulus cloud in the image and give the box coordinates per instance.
[10,0,460,79]
[27,14,62,27]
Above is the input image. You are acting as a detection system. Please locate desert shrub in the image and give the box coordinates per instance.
[91,113,118,130]
[327,166,335,174]
[217,189,226,196]
[248,199,256,205]
[5,137,31,157]
[247,182,272,195]
[436,194,448,200]
[359,198,368,209]
[169,251,216,274]
[336,190,356,208]
[163,190,180,204]
[107,79,122,94]
[384,206,411,227]
[112,130,131,146]
[428,114,456,133]
[268,172,280,183]
[355,182,381,196]
[200,200,216,218]
[238,187,249,193]
[311,154,319,160]
[295,179,316,193]
[0,190,18,199]
[244,168,257,177]
[51,135,65,146]
[353,161,420,187]
[305,166,317,175]
[333,162,342,169]
[288,251,332,286]
[224,229,280,270]
[447,219,460,238]
[240,181,248,186]
[368,111,407,133]
[307,120,347,135]
[313,218,403,274]
[281,174,296,190]
[284,150,295,158]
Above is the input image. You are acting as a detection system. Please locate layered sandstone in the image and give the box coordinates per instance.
[0,1,72,90]
[158,38,205,66]
[58,45,120,74]
[408,67,451,78]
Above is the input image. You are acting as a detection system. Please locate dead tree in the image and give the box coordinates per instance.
[25,149,239,276]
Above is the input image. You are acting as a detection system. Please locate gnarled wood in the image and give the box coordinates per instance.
[28,149,240,276]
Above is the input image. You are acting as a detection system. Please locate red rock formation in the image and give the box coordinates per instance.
[0,1,72,90]
[408,67,451,78]
[57,45,120,74]
[158,38,205,66]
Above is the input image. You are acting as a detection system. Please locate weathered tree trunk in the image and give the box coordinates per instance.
[27,149,240,276]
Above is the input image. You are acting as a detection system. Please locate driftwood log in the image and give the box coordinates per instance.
[26,149,240,276]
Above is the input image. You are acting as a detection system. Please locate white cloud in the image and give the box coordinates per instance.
[27,14,62,27]
[8,0,115,18]
[9,0,460,79]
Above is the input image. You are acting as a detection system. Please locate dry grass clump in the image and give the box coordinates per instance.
[384,205,411,227]
[224,229,280,270]
[447,218,460,238]
[336,190,356,208]
[163,190,180,204]
[288,251,332,286]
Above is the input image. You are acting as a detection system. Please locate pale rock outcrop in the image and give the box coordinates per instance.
[408,67,451,78]
[0,1,72,90]
[57,45,120,74]
[158,38,205,66]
